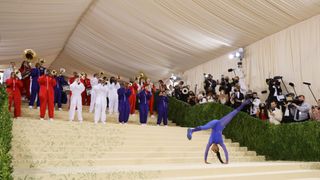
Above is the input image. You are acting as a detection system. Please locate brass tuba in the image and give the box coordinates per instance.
[23,49,37,63]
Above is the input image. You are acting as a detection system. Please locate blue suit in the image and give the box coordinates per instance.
[54,76,68,108]
[138,90,151,124]
[29,67,45,107]
[157,95,168,125]
[117,87,131,123]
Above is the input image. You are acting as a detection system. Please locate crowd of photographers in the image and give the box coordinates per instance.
[171,65,320,124]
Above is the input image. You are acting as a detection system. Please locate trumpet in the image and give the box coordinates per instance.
[51,70,57,76]
[80,72,86,79]
[23,49,37,63]
[129,82,133,86]
[39,58,45,64]
[59,68,66,75]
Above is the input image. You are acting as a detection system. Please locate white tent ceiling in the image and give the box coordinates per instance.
[1,0,320,80]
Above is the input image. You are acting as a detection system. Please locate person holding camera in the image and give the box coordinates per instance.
[204,74,217,95]
[268,100,283,125]
[291,95,311,122]
[230,85,244,108]
[249,92,261,117]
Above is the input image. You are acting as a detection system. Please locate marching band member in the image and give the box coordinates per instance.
[118,82,131,124]
[54,69,68,111]
[146,79,156,118]
[38,70,56,121]
[19,61,32,100]
[29,63,45,109]
[68,72,78,108]
[129,79,138,115]
[3,62,16,84]
[6,71,23,118]
[157,85,169,126]
[108,76,120,114]
[93,78,109,124]
[69,77,85,122]
[138,86,151,125]
[89,73,99,113]
[81,73,91,106]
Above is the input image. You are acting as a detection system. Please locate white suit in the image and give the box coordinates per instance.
[108,82,120,114]
[93,83,109,123]
[69,81,85,121]
[89,77,98,113]
[235,67,247,94]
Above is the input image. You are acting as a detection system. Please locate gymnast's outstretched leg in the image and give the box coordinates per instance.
[187,99,251,140]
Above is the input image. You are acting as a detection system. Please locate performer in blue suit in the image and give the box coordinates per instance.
[54,74,68,111]
[117,82,131,124]
[29,63,45,108]
[138,87,151,125]
[157,89,169,126]
[187,99,251,164]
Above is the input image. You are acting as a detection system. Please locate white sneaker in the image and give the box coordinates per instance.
[94,121,98,124]
[58,108,62,111]
[49,118,54,121]
[37,107,40,110]
[151,115,155,119]
[165,125,168,127]
[102,122,106,124]
[157,124,160,126]
[40,118,44,121]
[29,106,33,109]
[79,120,83,123]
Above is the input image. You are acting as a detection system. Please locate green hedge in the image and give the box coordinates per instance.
[168,97,320,161]
[0,87,13,179]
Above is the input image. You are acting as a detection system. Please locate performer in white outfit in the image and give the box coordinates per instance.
[93,78,109,124]
[234,62,247,94]
[89,73,99,113]
[108,76,120,114]
[69,78,85,122]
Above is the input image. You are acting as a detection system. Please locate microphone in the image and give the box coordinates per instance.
[228,68,234,72]
[303,82,311,86]
[289,82,295,87]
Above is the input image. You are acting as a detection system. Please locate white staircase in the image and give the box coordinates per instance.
[10,106,320,179]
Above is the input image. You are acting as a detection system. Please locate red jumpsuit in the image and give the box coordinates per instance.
[6,78,23,118]
[81,78,91,106]
[38,75,56,119]
[19,62,31,99]
[149,84,156,116]
[129,82,138,114]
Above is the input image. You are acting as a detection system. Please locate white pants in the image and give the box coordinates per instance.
[94,101,107,123]
[108,94,118,114]
[89,91,96,113]
[69,95,83,121]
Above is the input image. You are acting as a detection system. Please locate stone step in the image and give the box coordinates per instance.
[12,162,320,180]
[11,151,257,160]
[12,156,265,168]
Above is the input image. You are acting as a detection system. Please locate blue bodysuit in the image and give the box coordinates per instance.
[188,100,250,163]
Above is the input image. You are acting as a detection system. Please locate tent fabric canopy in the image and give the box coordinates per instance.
[1,0,320,80]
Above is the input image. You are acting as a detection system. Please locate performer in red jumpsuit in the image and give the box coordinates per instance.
[81,73,91,106]
[38,70,56,120]
[146,79,156,118]
[129,80,138,115]
[6,72,23,118]
[19,61,32,100]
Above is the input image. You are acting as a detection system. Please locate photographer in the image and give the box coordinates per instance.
[249,92,261,117]
[187,91,197,106]
[268,100,283,125]
[291,95,311,122]
[204,74,217,95]
[266,78,283,104]
[230,85,244,108]
[310,99,320,121]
